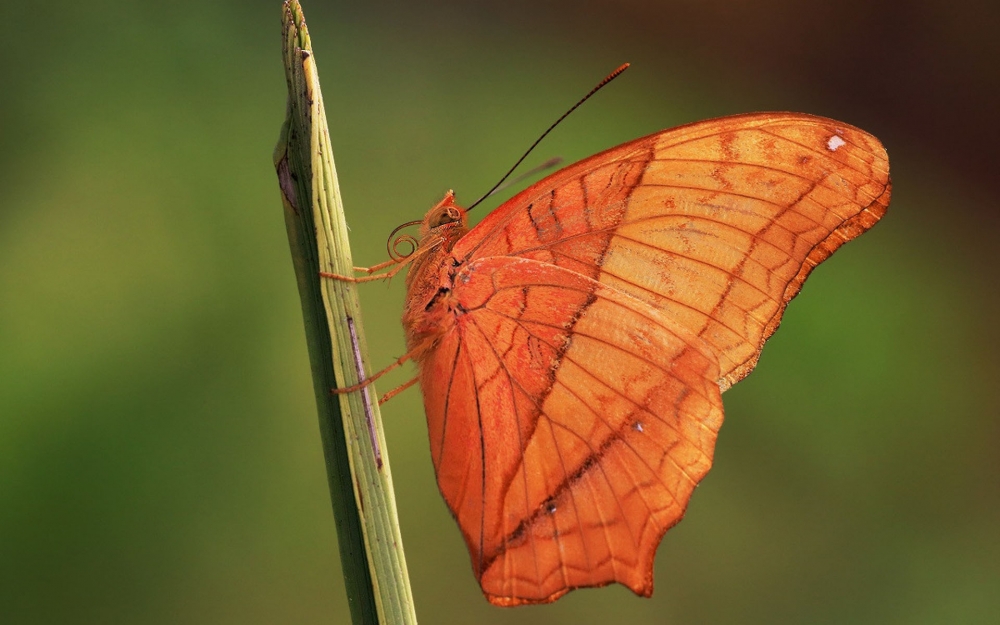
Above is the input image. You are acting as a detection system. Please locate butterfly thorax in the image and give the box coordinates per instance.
[401,192,469,361]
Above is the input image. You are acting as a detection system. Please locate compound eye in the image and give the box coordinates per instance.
[433,207,461,227]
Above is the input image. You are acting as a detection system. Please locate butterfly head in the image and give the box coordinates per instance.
[420,190,468,241]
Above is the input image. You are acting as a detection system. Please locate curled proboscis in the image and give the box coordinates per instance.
[386,220,422,262]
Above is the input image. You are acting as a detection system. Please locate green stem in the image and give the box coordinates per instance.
[274,3,417,624]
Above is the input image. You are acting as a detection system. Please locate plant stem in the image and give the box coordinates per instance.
[274,3,417,623]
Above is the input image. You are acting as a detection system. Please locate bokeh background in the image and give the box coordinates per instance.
[2,0,998,623]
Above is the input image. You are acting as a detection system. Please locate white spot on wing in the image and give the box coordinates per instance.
[827,135,846,151]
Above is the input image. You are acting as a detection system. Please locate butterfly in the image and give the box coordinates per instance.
[333,110,890,606]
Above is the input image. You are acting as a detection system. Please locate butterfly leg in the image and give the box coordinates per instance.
[320,257,409,283]
[331,350,414,395]
[377,376,418,405]
[353,257,399,275]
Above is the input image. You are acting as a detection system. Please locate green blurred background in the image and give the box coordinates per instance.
[2,1,997,623]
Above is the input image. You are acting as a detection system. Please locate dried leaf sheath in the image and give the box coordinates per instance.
[400,112,889,606]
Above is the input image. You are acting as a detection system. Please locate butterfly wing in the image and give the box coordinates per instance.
[419,112,890,605]
[451,112,891,388]
[421,256,723,605]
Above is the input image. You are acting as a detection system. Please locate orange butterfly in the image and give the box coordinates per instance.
[334,109,890,606]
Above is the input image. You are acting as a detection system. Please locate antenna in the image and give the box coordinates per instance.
[465,62,630,212]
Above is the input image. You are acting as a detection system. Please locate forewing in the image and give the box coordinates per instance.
[419,256,724,606]
[450,113,891,387]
